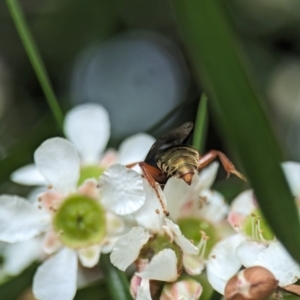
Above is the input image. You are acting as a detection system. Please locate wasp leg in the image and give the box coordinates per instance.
[126,162,167,184]
[198,150,246,181]
[125,162,140,168]
[139,162,169,216]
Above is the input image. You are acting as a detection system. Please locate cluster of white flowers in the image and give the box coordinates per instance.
[1,103,300,300]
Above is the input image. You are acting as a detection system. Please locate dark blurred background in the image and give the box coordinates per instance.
[1,0,300,192]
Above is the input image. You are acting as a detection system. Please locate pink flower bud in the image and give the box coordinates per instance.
[160,279,202,300]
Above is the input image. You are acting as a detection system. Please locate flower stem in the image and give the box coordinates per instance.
[5,0,64,130]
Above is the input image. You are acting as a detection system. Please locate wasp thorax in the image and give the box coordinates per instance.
[53,195,106,248]
[156,145,199,185]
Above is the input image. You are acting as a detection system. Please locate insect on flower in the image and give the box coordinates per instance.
[127,122,245,214]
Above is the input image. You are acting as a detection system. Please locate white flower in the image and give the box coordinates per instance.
[164,162,230,275]
[207,236,300,295]
[237,240,300,287]
[0,138,127,300]
[7,104,154,281]
[207,187,300,296]
[107,164,199,298]
[11,103,155,187]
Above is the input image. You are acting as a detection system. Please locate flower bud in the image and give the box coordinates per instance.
[225,266,278,300]
[160,279,202,300]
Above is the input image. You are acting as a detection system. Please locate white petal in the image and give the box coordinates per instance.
[106,212,125,236]
[164,163,219,220]
[3,238,43,276]
[198,190,228,223]
[236,241,267,268]
[164,219,199,255]
[78,244,102,268]
[133,179,166,232]
[257,241,300,286]
[206,234,246,295]
[228,190,256,228]
[64,103,110,164]
[33,248,78,300]
[34,137,80,193]
[207,234,245,282]
[136,279,152,300]
[118,133,155,165]
[230,190,256,216]
[206,268,227,295]
[0,195,49,243]
[164,177,194,220]
[100,164,146,215]
[137,249,178,282]
[196,162,219,190]
[110,227,150,271]
[10,164,47,186]
[282,161,300,197]
[42,230,62,255]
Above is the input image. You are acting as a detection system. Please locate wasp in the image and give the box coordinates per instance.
[127,122,245,214]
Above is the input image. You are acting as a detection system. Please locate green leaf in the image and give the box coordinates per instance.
[0,262,38,300]
[6,0,64,130]
[171,0,300,262]
[100,255,132,300]
[193,93,208,153]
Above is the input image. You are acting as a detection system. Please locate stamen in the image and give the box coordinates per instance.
[197,230,209,259]
[257,217,266,242]
[251,213,256,239]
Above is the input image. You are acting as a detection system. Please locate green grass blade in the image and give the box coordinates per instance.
[171,0,300,262]
[6,0,64,130]
[193,94,208,153]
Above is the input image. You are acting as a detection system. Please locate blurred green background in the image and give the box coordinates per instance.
[1,0,300,194]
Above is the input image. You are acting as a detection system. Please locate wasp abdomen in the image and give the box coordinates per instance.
[155,145,199,184]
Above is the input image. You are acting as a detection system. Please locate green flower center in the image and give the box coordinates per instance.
[243,209,274,241]
[77,165,106,186]
[53,195,106,248]
[177,218,218,258]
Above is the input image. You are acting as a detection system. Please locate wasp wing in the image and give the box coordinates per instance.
[145,122,194,163]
